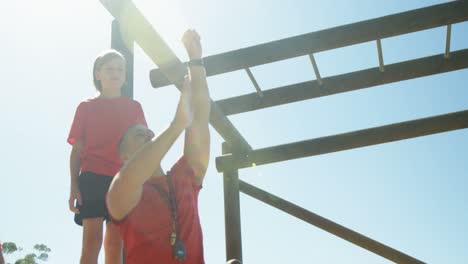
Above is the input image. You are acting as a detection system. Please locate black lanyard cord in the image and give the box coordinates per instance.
[151,174,179,236]
[151,174,188,261]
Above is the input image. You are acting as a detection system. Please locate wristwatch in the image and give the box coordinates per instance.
[187,58,205,67]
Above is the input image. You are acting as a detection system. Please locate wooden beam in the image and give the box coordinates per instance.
[216,110,468,172]
[99,0,252,153]
[239,180,425,264]
[216,49,468,116]
[150,1,468,88]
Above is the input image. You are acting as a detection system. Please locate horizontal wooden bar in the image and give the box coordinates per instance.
[150,1,468,88]
[239,180,425,263]
[216,48,468,116]
[216,110,468,172]
[99,0,252,153]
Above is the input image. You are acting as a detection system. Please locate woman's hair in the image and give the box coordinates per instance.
[92,49,126,92]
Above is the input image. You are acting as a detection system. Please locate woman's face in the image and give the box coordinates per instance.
[95,57,126,92]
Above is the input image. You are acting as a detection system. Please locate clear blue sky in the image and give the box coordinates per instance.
[1,0,467,263]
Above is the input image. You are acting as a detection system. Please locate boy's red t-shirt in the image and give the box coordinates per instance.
[110,157,204,264]
[68,96,147,176]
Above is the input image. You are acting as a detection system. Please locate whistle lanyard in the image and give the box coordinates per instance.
[151,174,179,245]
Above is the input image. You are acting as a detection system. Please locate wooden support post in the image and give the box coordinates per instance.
[223,170,243,262]
[111,19,134,98]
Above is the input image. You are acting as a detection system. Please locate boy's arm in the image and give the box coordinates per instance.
[69,141,82,214]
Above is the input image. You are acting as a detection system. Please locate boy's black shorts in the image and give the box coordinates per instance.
[74,171,113,226]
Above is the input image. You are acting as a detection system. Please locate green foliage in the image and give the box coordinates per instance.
[37,254,48,262]
[14,254,37,264]
[2,242,19,254]
[32,246,50,254]
[2,242,50,264]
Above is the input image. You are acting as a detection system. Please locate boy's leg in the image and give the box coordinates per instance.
[81,218,104,264]
[104,221,123,264]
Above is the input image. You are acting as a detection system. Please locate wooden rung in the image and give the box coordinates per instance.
[308,54,323,85]
[245,68,263,97]
[445,24,452,58]
[377,39,385,72]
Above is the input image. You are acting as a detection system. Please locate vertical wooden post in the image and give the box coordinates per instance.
[223,170,243,262]
[222,142,243,262]
[111,20,134,98]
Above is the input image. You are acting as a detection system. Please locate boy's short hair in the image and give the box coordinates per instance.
[92,49,126,92]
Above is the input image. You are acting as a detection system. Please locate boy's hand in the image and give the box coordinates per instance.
[69,186,82,214]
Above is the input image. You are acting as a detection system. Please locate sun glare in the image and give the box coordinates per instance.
[107,0,190,65]
[135,0,189,45]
